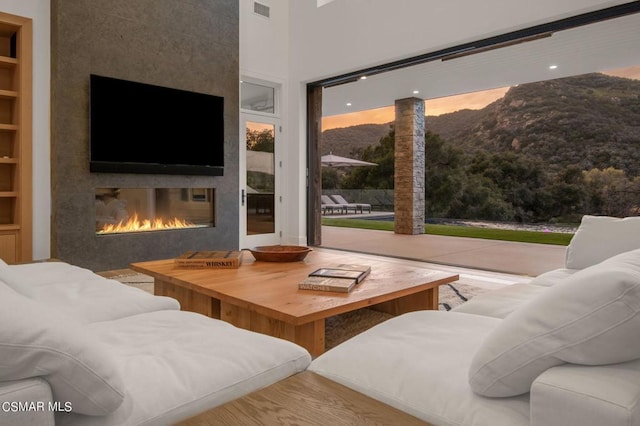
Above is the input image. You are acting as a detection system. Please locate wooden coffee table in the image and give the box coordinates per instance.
[130,248,458,356]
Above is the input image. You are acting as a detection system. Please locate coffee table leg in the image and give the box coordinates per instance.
[155,278,221,318]
[294,320,325,357]
[372,287,439,315]
[220,301,325,356]
[220,301,251,329]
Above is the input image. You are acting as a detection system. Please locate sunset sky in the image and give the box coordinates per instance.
[321,65,640,131]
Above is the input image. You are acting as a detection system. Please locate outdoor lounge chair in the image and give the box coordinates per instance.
[330,194,371,214]
[321,195,349,214]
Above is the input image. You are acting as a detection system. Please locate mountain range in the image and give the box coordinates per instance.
[321,72,640,176]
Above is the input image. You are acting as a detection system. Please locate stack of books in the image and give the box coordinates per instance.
[298,264,371,293]
[174,250,243,269]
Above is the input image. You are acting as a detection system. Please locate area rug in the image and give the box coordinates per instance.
[101,269,154,294]
[325,282,488,349]
[109,271,489,350]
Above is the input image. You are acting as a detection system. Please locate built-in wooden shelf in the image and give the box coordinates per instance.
[0,89,18,99]
[0,55,17,67]
[0,12,32,264]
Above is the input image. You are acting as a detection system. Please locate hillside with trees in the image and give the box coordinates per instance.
[322,72,640,223]
[321,124,391,158]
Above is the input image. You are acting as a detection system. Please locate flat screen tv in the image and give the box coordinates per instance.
[90,74,224,176]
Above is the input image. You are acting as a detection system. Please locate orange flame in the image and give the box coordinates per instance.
[98,213,197,234]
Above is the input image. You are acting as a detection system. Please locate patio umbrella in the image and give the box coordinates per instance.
[321,153,377,167]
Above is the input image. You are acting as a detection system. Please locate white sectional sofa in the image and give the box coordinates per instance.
[310,215,640,426]
[0,260,311,426]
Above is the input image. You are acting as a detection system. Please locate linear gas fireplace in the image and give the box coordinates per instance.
[95,188,215,235]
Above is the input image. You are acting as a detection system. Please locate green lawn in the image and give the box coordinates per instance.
[321,217,574,246]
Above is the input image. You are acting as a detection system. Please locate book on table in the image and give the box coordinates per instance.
[308,264,371,283]
[299,263,371,293]
[298,275,357,293]
[174,250,243,269]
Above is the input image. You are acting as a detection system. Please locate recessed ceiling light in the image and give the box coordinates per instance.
[549,65,558,70]
[413,90,420,94]
[346,102,352,106]
[360,76,367,80]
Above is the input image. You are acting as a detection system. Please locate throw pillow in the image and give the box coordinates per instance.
[0,284,126,415]
[469,248,640,397]
[566,215,640,269]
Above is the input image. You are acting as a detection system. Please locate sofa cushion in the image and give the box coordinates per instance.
[469,248,640,397]
[566,215,640,269]
[0,284,125,415]
[527,268,578,287]
[309,311,530,426]
[59,310,312,426]
[0,262,179,322]
[530,360,640,426]
[0,261,100,286]
[452,283,548,318]
[0,378,55,426]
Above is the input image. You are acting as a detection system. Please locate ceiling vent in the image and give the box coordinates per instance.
[253,2,270,18]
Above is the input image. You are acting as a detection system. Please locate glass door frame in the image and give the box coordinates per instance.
[240,113,282,249]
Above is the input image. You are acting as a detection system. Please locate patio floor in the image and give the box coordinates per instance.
[319,224,567,289]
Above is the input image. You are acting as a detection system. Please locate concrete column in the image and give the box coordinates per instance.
[394,97,425,235]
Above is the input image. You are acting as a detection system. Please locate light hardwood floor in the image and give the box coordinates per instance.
[177,371,430,426]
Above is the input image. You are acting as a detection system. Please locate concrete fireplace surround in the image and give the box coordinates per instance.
[50,1,240,272]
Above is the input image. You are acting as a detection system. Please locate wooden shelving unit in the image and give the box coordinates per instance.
[0,12,32,263]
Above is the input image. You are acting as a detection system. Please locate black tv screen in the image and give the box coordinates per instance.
[90,74,224,176]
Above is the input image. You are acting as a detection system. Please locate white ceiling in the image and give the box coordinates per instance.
[322,10,640,117]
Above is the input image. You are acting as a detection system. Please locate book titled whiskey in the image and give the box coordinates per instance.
[298,276,357,293]
[175,250,242,269]
[308,263,371,284]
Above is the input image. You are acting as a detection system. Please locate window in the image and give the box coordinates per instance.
[241,81,275,114]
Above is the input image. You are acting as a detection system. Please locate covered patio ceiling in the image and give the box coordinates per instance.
[321,3,640,117]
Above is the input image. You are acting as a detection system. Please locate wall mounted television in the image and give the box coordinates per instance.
[90,74,224,176]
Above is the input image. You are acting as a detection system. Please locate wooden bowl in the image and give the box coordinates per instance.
[248,245,312,262]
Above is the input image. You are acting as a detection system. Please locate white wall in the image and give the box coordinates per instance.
[240,0,289,81]
[0,0,50,260]
[240,0,309,245]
